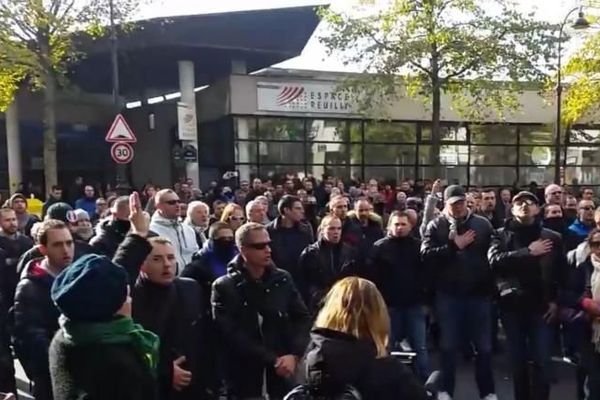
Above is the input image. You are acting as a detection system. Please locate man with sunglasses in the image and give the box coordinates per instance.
[212,222,310,399]
[566,199,596,251]
[489,191,565,400]
[149,189,199,273]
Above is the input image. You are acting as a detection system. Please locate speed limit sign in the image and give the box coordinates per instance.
[110,142,134,164]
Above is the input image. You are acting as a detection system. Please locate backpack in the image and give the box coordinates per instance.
[284,384,362,400]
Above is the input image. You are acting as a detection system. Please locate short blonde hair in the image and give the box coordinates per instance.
[315,277,390,358]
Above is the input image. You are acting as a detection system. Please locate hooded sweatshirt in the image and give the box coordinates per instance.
[149,213,199,273]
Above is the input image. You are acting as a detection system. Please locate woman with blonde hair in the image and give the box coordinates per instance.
[301,277,427,399]
[220,203,245,232]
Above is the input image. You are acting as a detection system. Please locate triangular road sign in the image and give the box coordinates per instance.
[105,114,137,143]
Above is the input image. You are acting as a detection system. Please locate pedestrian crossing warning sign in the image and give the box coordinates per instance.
[105,114,137,143]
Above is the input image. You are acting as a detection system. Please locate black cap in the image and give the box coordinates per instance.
[444,185,466,204]
[512,191,539,205]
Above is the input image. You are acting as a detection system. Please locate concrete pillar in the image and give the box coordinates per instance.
[231,59,247,75]
[6,100,22,194]
[178,60,199,187]
[236,118,251,182]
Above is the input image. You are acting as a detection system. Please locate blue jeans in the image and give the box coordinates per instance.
[435,292,495,397]
[502,311,553,400]
[389,306,430,381]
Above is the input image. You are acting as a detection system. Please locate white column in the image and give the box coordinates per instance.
[178,60,199,187]
[6,100,22,194]
[236,118,251,182]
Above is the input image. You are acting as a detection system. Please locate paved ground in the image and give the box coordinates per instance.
[14,353,578,400]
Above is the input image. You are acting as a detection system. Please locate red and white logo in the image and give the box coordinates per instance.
[276,86,305,106]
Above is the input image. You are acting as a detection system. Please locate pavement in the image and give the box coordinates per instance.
[14,353,577,400]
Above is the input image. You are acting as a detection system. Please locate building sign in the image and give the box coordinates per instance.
[257,82,357,114]
[177,102,198,141]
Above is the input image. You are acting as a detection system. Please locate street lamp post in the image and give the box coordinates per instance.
[555,7,590,184]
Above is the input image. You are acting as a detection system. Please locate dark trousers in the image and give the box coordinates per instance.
[501,311,553,400]
[389,305,430,381]
[435,292,495,397]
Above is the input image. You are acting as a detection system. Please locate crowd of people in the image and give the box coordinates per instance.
[0,172,600,400]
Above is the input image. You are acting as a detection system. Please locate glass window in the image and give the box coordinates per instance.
[364,166,415,183]
[306,165,361,181]
[307,142,361,165]
[470,167,517,186]
[421,125,467,142]
[470,146,517,165]
[565,166,600,185]
[306,120,357,143]
[259,165,305,180]
[234,141,257,163]
[234,117,257,140]
[419,166,468,185]
[520,166,555,185]
[364,121,417,143]
[364,144,416,165]
[258,118,304,141]
[565,146,600,165]
[419,145,469,165]
[519,125,554,144]
[259,141,305,164]
[519,146,555,166]
[569,129,600,144]
[237,164,259,182]
[470,124,517,144]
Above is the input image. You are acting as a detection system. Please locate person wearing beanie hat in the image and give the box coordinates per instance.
[48,192,159,400]
[421,185,497,400]
[489,191,563,400]
[70,209,94,242]
[9,193,39,238]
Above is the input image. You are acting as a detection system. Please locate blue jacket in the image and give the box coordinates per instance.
[568,219,593,239]
[74,197,97,219]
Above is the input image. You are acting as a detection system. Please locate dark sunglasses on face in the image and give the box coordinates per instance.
[230,216,245,222]
[245,241,271,250]
[164,199,180,205]
[589,241,600,248]
[514,199,535,206]
[580,206,595,211]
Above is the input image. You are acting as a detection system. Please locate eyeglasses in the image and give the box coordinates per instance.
[245,241,271,250]
[589,241,600,248]
[230,216,246,222]
[580,206,595,211]
[164,199,180,205]
[514,199,535,206]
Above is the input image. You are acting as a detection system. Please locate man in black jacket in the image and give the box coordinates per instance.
[371,210,430,381]
[90,195,131,258]
[13,219,74,400]
[346,198,384,258]
[421,185,497,400]
[266,195,314,281]
[132,236,215,399]
[488,191,564,400]
[479,189,503,229]
[298,215,360,313]
[212,222,311,399]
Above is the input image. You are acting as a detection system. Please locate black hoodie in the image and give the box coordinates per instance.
[302,328,427,400]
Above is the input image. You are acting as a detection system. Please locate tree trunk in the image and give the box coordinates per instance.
[43,70,58,197]
[430,80,442,178]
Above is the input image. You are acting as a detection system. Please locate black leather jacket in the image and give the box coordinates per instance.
[488,219,565,312]
[211,255,310,399]
[298,239,360,312]
[421,213,494,296]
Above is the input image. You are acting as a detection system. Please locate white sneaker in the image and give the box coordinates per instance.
[481,394,498,400]
[438,392,452,400]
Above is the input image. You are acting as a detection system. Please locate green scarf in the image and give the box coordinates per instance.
[59,315,160,374]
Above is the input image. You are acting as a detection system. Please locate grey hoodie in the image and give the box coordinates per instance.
[149,212,199,272]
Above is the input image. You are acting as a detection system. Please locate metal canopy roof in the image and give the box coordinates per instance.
[70,5,322,97]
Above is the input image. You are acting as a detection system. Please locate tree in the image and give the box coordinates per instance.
[562,31,600,125]
[320,0,557,175]
[0,0,148,196]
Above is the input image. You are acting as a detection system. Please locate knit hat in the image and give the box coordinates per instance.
[51,254,129,322]
[8,193,27,208]
[72,209,90,222]
[46,202,73,223]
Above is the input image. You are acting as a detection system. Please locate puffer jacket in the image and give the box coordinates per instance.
[297,239,360,312]
[13,258,60,400]
[301,328,428,400]
[211,255,311,399]
[150,213,199,273]
[421,212,494,297]
[488,219,565,313]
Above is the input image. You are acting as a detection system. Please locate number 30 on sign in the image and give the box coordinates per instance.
[111,142,134,164]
